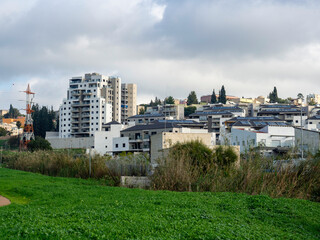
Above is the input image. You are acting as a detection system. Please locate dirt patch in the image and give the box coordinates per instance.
[0,195,10,207]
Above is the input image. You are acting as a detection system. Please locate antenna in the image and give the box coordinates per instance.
[20,84,35,150]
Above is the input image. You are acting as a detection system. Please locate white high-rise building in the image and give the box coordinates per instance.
[59,73,122,138]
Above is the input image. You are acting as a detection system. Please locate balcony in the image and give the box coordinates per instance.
[81,118,90,123]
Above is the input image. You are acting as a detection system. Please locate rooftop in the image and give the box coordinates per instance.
[121,120,204,132]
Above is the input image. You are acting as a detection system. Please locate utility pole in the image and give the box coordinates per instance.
[298,93,304,159]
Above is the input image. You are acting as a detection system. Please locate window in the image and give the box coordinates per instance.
[122,143,125,148]
[115,144,119,148]
[105,137,108,139]
[105,146,108,148]
[151,132,157,135]
[96,100,98,102]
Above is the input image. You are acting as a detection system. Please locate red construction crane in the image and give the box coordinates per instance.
[20,84,35,150]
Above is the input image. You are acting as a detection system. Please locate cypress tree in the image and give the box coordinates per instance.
[210,89,217,104]
[220,85,226,104]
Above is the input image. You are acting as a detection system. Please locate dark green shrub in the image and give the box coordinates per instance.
[214,146,238,168]
[7,136,19,148]
[27,137,52,152]
[169,140,214,173]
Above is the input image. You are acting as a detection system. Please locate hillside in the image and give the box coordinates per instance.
[0,168,319,239]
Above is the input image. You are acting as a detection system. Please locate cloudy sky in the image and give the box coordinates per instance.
[1,0,320,111]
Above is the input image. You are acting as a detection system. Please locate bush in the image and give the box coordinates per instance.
[152,141,320,202]
[27,137,52,152]
[169,140,214,173]
[214,145,238,168]
[7,136,19,149]
[0,127,8,136]
[3,151,120,185]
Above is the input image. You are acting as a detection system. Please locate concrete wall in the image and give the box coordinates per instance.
[150,132,216,165]
[295,128,320,154]
[47,137,94,149]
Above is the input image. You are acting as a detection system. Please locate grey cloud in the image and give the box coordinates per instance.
[1,0,320,110]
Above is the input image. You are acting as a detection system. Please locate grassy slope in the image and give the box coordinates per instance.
[0,168,319,240]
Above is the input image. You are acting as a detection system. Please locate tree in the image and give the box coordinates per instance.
[139,108,145,115]
[210,89,217,104]
[164,96,175,105]
[3,104,20,118]
[149,97,162,106]
[218,85,226,104]
[27,137,52,152]
[184,106,197,117]
[7,136,19,148]
[187,91,198,105]
[269,87,279,103]
[0,127,8,137]
[32,105,57,138]
[16,121,22,129]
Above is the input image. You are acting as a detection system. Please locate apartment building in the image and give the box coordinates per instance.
[231,125,295,155]
[118,120,206,154]
[257,104,307,124]
[127,113,166,125]
[59,73,123,138]
[144,104,185,120]
[121,83,137,123]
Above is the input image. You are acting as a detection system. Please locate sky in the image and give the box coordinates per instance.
[1,0,320,111]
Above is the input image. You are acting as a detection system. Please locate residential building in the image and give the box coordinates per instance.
[200,95,240,104]
[230,125,295,155]
[257,104,307,124]
[121,83,137,123]
[127,113,166,125]
[59,73,136,138]
[139,104,184,120]
[1,117,25,126]
[93,121,126,155]
[118,120,207,154]
[0,110,8,117]
[189,105,245,142]
[307,94,320,105]
[224,116,288,132]
[306,115,320,131]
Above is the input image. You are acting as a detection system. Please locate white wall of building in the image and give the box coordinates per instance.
[231,126,295,153]
[93,124,123,155]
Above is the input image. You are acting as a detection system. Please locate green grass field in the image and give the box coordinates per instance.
[0,168,319,239]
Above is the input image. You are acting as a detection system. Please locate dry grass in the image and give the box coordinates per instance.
[152,148,320,202]
[4,151,120,185]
